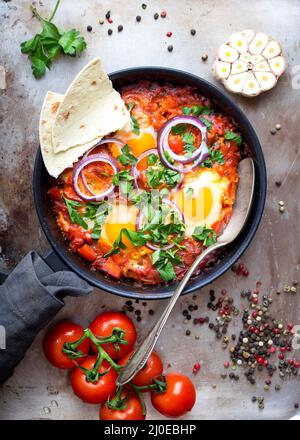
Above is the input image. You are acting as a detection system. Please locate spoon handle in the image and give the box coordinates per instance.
[117,241,223,386]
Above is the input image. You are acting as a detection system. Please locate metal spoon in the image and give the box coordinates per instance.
[117,157,255,386]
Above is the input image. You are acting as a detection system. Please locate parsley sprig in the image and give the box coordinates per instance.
[192,225,217,247]
[224,131,243,146]
[151,248,182,282]
[20,0,87,78]
[182,105,211,116]
[201,148,224,168]
[117,144,137,166]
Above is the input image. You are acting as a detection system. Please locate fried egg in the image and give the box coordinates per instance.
[116,124,157,157]
[100,202,139,249]
[171,169,230,235]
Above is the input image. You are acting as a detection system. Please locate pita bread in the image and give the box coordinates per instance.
[52,57,131,153]
[39,91,100,178]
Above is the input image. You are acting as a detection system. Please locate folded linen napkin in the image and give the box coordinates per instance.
[0,251,92,383]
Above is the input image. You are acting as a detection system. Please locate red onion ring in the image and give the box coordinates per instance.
[157,116,209,173]
[72,154,119,202]
[136,198,184,251]
[83,138,125,158]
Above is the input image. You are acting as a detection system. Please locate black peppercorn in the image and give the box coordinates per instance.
[118,25,123,32]
[87,25,92,32]
[108,29,113,35]
[167,45,173,52]
[190,29,196,36]
[136,15,141,22]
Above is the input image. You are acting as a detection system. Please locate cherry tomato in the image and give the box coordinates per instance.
[71,356,117,404]
[43,321,89,369]
[100,391,145,420]
[151,373,196,417]
[89,312,137,360]
[119,350,163,388]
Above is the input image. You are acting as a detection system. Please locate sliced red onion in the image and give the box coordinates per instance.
[83,138,125,158]
[136,198,184,251]
[157,116,209,173]
[72,154,119,202]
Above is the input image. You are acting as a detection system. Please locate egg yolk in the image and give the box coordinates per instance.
[172,187,213,223]
[126,132,156,157]
[102,204,138,249]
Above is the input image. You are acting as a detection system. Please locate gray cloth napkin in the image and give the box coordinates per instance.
[0,251,92,384]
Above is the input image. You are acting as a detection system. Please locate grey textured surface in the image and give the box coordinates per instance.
[0,0,299,420]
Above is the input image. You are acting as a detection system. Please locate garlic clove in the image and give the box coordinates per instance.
[249,32,269,55]
[262,40,282,59]
[231,60,248,75]
[225,72,248,93]
[241,29,255,44]
[269,56,286,76]
[254,71,277,91]
[218,44,239,63]
[243,72,261,96]
[213,60,231,79]
[253,60,271,72]
[228,32,248,53]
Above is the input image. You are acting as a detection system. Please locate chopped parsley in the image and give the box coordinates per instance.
[64,197,88,230]
[171,123,187,135]
[117,144,137,166]
[131,116,140,135]
[182,105,211,116]
[104,228,147,257]
[201,148,225,168]
[185,187,194,198]
[224,131,243,146]
[146,162,182,189]
[147,153,159,166]
[192,225,217,247]
[151,248,182,282]
[113,170,134,194]
[199,117,213,130]
[182,132,196,157]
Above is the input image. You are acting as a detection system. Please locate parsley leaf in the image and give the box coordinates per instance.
[147,153,158,166]
[64,197,88,230]
[117,144,137,166]
[202,148,225,168]
[113,170,134,194]
[192,225,217,247]
[171,123,187,135]
[199,117,213,130]
[104,228,147,257]
[151,248,181,282]
[224,131,243,146]
[182,105,211,116]
[131,116,140,135]
[20,1,87,78]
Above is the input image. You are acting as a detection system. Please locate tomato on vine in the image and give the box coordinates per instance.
[43,321,89,369]
[89,312,137,360]
[151,373,196,417]
[119,350,163,388]
[100,388,145,420]
[71,356,117,404]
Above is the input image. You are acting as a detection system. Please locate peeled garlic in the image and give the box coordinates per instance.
[212,30,286,97]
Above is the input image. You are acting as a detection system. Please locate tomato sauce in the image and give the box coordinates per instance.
[48,82,241,285]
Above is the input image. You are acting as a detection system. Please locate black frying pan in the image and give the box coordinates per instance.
[33,67,267,300]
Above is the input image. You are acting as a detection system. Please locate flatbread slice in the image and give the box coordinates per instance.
[52,57,131,153]
[39,91,99,178]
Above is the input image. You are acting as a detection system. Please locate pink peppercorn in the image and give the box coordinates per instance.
[166,32,172,37]
[193,362,201,374]
[161,10,167,18]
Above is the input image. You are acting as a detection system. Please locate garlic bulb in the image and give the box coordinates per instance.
[212,30,286,97]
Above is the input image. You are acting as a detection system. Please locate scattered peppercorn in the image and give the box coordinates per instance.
[142,3,147,9]
[161,10,167,18]
[166,31,172,37]
[275,123,281,131]
[137,316,142,322]
[186,329,191,336]
[201,53,208,61]
[149,309,154,315]
[294,403,299,409]
[118,25,123,32]
[105,11,111,20]
[190,29,196,36]
[108,29,113,35]
[99,19,104,25]
[87,25,92,32]
[154,12,159,20]
[136,15,141,22]
[270,128,277,135]
[167,45,173,52]
[275,180,282,187]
